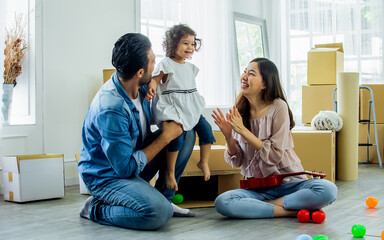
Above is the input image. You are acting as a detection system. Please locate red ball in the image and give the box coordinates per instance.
[311,210,326,224]
[297,209,310,223]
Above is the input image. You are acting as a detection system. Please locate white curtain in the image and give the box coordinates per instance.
[141,0,235,107]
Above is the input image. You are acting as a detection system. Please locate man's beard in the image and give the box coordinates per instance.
[139,71,151,86]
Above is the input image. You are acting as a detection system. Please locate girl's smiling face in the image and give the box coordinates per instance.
[174,34,196,61]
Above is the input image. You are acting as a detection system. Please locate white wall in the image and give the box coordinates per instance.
[40,0,139,184]
[40,0,138,184]
[232,0,263,17]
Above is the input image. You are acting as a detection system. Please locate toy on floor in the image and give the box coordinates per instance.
[381,230,384,240]
[311,210,326,224]
[366,197,378,208]
[172,193,184,205]
[312,235,328,240]
[297,209,310,223]
[296,234,312,240]
[351,224,366,238]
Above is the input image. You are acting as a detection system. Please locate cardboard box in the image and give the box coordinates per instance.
[360,84,384,123]
[103,69,116,83]
[178,174,242,209]
[307,43,344,85]
[292,128,336,182]
[302,85,337,124]
[0,154,65,202]
[358,123,384,164]
[179,131,241,208]
[184,131,241,176]
[75,154,90,195]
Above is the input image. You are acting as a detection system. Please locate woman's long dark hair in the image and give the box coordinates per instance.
[235,58,295,130]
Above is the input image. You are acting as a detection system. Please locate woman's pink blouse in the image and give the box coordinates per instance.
[225,98,307,181]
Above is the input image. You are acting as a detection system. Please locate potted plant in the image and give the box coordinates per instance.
[2,14,28,125]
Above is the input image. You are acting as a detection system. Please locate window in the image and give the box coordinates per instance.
[286,0,383,124]
[233,12,269,75]
[141,0,234,107]
[233,12,269,95]
[0,0,35,125]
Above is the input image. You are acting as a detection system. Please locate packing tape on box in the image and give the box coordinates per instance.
[8,172,13,182]
[336,72,359,181]
[9,191,14,201]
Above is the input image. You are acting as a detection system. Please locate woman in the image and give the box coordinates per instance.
[212,58,337,219]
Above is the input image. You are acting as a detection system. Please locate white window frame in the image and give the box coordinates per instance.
[1,0,36,126]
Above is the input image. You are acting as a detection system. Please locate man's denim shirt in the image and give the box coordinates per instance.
[78,73,151,189]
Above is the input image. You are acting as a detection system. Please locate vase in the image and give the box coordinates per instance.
[1,84,14,125]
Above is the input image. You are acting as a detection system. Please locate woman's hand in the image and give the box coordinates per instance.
[212,108,232,138]
[228,106,246,134]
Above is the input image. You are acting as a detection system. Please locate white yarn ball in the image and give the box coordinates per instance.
[311,111,343,131]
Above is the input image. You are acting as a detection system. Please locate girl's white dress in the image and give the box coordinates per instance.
[152,57,205,131]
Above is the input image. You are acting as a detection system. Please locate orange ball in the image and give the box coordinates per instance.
[366,197,378,208]
[381,230,384,240]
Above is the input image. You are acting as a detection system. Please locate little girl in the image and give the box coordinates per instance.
[146,24,215,191]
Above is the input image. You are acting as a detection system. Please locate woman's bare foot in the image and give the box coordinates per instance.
[197,160,211,181]
[166,173,178,191]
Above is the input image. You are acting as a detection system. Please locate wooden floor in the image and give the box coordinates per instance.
[1,164,384,240]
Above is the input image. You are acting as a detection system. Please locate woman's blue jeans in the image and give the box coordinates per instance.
[215,179,338,219]
[87,130,195,230]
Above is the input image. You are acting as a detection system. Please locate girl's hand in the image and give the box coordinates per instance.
[145,87,156,101]
[228,106,246,134]
[145,80,158,101]
[212,108,232,138]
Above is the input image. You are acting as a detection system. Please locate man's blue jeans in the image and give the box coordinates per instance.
[87,130,195,230]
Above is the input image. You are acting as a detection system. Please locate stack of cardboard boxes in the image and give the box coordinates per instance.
[302,43,344,124]
[298,43,344,182]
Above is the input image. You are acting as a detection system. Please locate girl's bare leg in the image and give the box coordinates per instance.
[166,150,179,191]
[197,144,211,181]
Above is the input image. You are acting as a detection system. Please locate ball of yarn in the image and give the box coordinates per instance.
[311,111,343,131]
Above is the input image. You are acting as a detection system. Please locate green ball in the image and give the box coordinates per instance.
[172,193,184,205]
[351,224,366,238]
[313,235,328,240]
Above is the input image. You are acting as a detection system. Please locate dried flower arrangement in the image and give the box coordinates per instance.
[3,14,28,87]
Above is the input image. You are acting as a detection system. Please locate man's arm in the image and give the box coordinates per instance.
[142,121,183,163]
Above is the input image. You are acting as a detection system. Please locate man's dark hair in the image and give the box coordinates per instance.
[112,33,152,80]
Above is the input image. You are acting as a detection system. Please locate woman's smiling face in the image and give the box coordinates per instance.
[240,62,265,96]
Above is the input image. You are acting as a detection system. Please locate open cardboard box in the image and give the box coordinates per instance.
[1,154,65,202]
[307,43,344,85]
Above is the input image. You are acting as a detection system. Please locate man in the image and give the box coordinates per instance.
[78,33,196,230]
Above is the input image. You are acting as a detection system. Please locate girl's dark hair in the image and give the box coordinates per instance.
[235,58,295,130]
[163,24,201,58]
[112,33,152,80]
